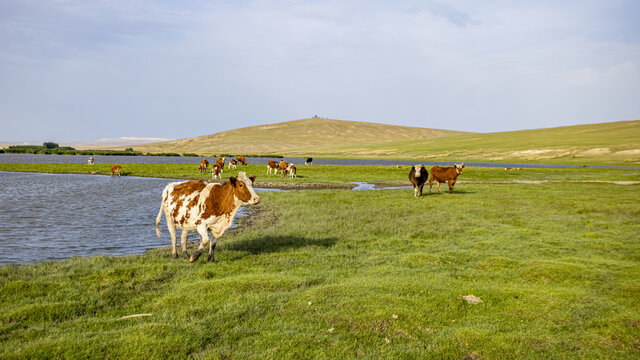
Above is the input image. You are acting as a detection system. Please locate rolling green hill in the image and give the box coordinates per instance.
[126,118,639,164]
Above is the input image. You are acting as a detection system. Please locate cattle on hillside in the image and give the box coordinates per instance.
[409,165,428,198]
[199,159,209,173]
[267,160,279,174]
[155,172,260,262]
[235,156,247,165]
[111,165,121,176]
[429,163,465,194]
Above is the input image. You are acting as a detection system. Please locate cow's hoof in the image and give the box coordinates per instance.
[189,250,202,263]
[207,257,215,263]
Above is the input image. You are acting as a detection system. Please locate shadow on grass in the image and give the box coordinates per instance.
[227,235,338,254]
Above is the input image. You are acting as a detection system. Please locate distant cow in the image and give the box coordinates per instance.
[228,159,237,170]
[267,160,279,174]
[87,157,94,165]
[278,160,289,175]
[216,157,225,172]
[429,163,465,194]
[199,159,209,173]
[211,164,222,180]
[409,165,428,198]
[155,172,260,262]
[305,158,313,165]
[235,156,247,165]
[287,164,297,178]
[111,165,121,176]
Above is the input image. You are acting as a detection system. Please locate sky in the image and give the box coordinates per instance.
[1,0,639,143]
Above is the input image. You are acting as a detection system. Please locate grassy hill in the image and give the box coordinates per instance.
[128,118,468,156]
[126,118,639,165]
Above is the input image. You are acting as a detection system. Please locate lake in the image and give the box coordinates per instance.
[1,153,637,169]
[0,171,275,265]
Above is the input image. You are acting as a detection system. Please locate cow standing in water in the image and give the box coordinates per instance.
[429,163,465,194]
[155,172,260,262]
[409,165,428,198]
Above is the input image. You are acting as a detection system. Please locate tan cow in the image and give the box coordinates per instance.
[211,164,222,180]
[278,160,289,175]
[199,159,209,173]
[155,172,260,262]
[216,157,226,172]
[267,160,279,174]
[429,163,465,194]
[235,156,247,165]
[111,165,121,176]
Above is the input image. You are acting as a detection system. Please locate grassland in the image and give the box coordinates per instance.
[108,118,640,165]
[1,164,639,359]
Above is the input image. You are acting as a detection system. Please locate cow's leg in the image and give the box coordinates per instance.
[164,210,178,258]
[189,226,210,263]
[428,178,433,193]
[448,180,455,194]
[207,238,218,263]
[418,183,424,197]
[413,185,419,198]
[180,230,189,259]
[436,181,442,193]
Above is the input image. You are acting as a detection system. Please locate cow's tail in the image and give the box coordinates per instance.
[155,204,163,238]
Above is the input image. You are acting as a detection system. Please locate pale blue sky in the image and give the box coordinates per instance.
[1,0,639,143]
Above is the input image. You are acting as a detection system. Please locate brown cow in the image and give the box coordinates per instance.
[408,165,428,198]
[267,160,279,174]
[216,157,225,173]
[111,165,121,176]
[199,159,209,173]
[278,160,289,175]
[211,164,222,180]
[429,163,465,194]
[235,156,247,165]
[155,172,260,262]
[286,164,297,178]
[228,159,237,170]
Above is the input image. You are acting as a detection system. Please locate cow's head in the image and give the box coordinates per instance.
[455,163,465,174]
[413,164,424,178]
[229,172,260,205]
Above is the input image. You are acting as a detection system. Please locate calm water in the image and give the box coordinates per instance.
[1,153,637,169]
[0,171,273,265]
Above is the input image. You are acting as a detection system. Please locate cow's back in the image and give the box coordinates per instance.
[162,180,208,228]
[430,166,457,181]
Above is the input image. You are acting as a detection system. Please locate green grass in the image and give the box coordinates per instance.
[1,166,639,358]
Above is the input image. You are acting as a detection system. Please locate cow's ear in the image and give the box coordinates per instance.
[229,176,236,186]
[249,176,256,184]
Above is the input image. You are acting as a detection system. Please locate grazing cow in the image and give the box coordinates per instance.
[408,165,428,198]
[267,160,279,174]
[111,165,121,176]
[429,163,465,194]
[305,157,313,165]
[228,159,237,170]
[87,157,94,165]
[216,157,226,172]
[199,159,209,173]
[155,172,260,262]
[278,160,289,175]
[235,156,247,165]
[287,164,297,178]
[211,164,222,180]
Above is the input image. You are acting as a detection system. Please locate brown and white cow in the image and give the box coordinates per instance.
[87,157,94,165]
[216,157,226,172]
[286,164,297,178]
[199,159,209,173]
[429,163,465,194]
[235,156,247,165]
[228,159,237,170]
[409,165,428,198]
[278,160,289,175]
[111,165,121,176]
[267,160,279,174]
[211,164,222,180]
[155,172,260,262]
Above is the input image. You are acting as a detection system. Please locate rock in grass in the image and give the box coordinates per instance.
[458,295,483,305]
